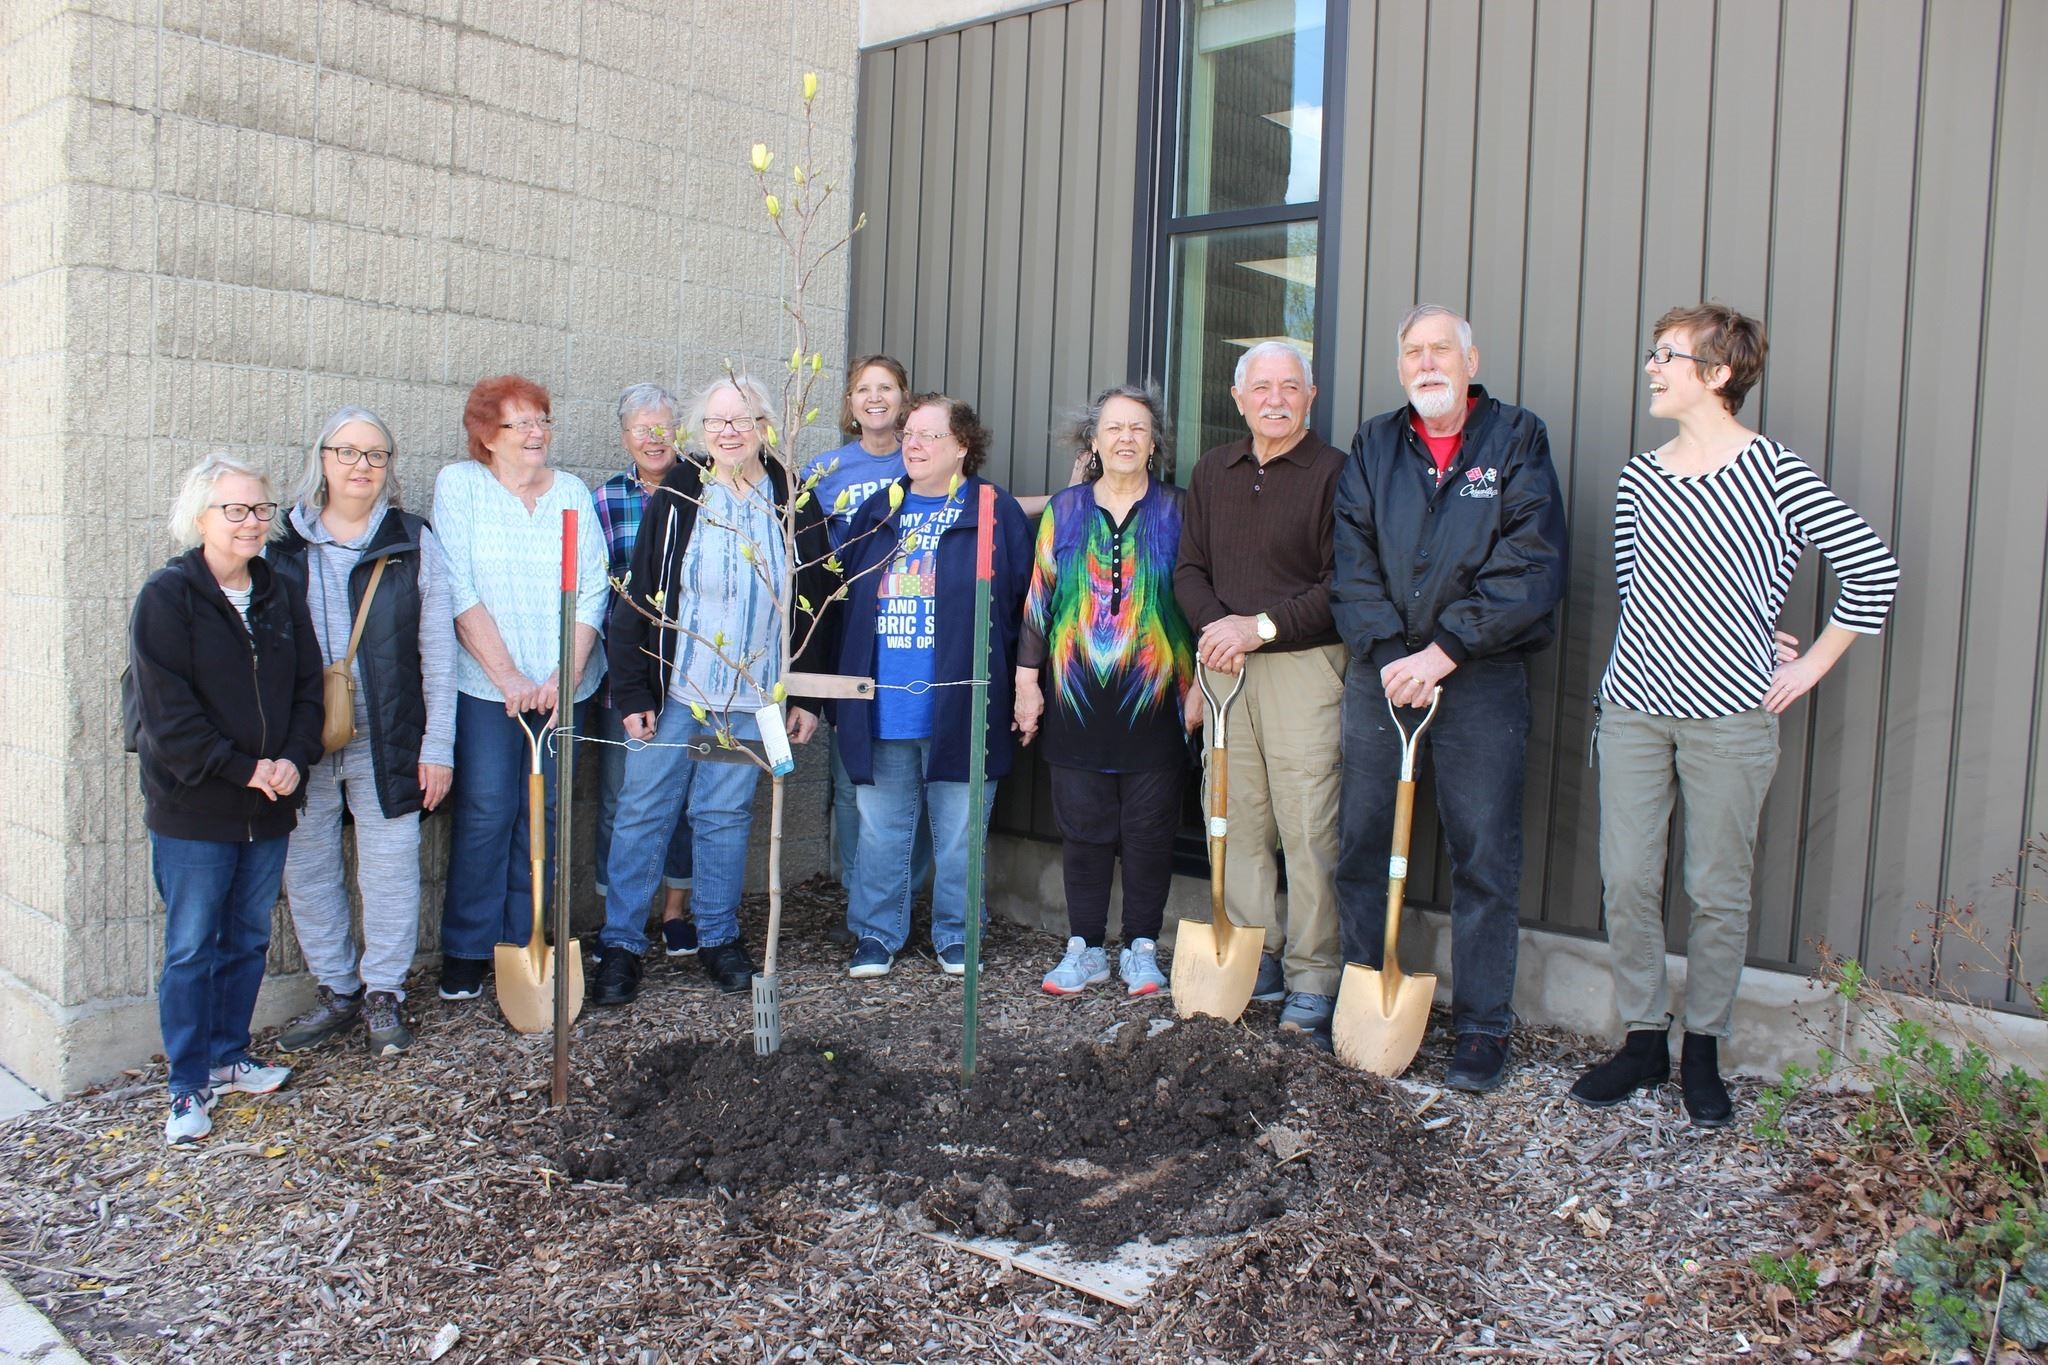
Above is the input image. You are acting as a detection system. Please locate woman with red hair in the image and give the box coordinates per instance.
[430,375,610,1002]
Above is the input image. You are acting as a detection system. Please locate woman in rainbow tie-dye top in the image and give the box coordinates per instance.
[1015,385,1200,999]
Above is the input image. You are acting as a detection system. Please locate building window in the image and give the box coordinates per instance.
[1158,0,1326,479]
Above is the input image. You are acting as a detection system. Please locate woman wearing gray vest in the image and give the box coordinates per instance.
[269,407,457,1058]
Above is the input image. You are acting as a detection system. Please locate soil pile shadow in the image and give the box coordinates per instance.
[560,1016,1425,1256]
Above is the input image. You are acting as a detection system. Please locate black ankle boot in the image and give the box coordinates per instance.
[1680,1033,1733,1127]
[1569,1027,1670,1107]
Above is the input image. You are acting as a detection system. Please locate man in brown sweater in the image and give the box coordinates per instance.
[1174,340,1347,1034]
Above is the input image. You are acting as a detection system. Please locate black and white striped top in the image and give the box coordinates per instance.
[1599,436,1899,719]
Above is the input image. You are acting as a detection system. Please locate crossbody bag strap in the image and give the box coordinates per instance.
[339,554,390,669]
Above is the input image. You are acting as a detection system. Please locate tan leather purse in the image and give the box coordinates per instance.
[321,555,389,754]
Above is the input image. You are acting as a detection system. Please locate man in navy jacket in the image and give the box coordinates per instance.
[1331,305,1567,1092]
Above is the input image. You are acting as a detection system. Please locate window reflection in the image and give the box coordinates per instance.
[1176,0,1326,216]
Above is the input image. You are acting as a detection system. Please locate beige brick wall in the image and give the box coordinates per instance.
[0,0,860,1096]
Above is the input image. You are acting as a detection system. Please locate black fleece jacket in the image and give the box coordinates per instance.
[605,458,839,719]
[1332,385,1569,670]
[128,550,325,841]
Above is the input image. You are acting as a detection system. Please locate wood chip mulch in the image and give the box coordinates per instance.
[0,877,1849,1362]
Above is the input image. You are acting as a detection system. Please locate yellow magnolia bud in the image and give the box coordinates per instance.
[762,421,779,447]
[795,491,811,510]
[792,165,807,186]
[713,630,728,649]
[765,193,781,219]
[810,352,823,373]
[771,681,787,704]
[716,730,734,750]
[824,554,843,574]
[804,407,819,426]
[854,211,868,231]
[741,543,756,562]
[802,72,819,102]
[902,533,920,553]
[689,702,708,723]
[947,471,963,497]
[797,594,813,614]
[789,347,802,372]
[750,144,772,173]
[833,488,852,512]
[887,483,904,511]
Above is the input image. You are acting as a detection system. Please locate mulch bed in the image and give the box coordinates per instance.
[0,877,1847,1361]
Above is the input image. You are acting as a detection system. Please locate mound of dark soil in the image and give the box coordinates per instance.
[559,1015,1425,1256]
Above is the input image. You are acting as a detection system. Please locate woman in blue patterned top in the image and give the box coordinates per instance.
[1014,386,1198,998]
[431,374,609,1003]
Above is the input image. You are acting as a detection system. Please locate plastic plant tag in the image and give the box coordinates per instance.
[755,702,796,777]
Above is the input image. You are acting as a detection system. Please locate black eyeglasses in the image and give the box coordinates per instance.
[499,417,553,433]
[1644,345,1707,366]
[322,445,391,467]
[212,502,279,523]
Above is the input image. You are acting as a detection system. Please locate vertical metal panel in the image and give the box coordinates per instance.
[911,33,962,390]
[946,24,997,401]
[1089,0,1142,392]
[1800,4,1921,968]
[1865,0,2004,989]
[881,44,927,364]
[1517,0,1595,926]
[1542,1,1653,937]
[1465,0,1533,398]
[1413,0,1477,310]
[975,14,1033,479]
[848,48,895,355]
[1760,0,1852,967]
[1010,9,1069,493]
[1320,0,1378,436]
[1356,1,1426,420]
[1047,0,1105,483]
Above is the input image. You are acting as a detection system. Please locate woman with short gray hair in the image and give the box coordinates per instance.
[1014,386,1198,997]
[268,406,457,1059]
[129,452,324,1143]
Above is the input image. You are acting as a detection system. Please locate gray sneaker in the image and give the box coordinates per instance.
[1252,952,1286,1003]
[164,1089,215,1146]
[363,991,414,1058]
[209,1057,291,1095]
[1041,937,1109,995]
[1278,991,1336,1033]
[1118,938,1168,996]
[277,985,362,1052]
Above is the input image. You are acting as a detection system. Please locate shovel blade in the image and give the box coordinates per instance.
[752,972,781,1056]
[493,939,585,1036]
[1169,916,1263,1022]
[1330,962,1435,1077]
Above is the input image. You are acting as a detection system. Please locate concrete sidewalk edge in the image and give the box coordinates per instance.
[0,1276,88,1365]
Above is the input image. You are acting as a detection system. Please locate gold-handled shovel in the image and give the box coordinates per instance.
[495,709,585,1035]
[1171,666,1263,1021]
[1332,687,1442,1076]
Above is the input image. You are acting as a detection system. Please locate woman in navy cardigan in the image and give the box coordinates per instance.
[831,394,1032,978]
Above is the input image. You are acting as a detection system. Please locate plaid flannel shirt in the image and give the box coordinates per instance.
[592,468,653,708]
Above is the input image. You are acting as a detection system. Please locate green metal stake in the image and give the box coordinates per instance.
[962,482,996,1086]
[552,508,578,1108]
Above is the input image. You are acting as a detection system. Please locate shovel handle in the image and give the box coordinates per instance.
[1382,777,1417,982]
[527,771,547,951]
[1208,746,1229,930]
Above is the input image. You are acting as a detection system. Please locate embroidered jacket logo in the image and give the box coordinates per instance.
[1458,466,1501,499]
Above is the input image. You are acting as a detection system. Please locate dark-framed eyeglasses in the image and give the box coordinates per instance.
[212,501,279,523]
[322,444,391,467]
[1644,345,1707,366]
[703,416,759,434]
[499,417,553,433]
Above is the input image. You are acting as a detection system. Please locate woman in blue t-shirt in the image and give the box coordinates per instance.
[830,395,1032,978]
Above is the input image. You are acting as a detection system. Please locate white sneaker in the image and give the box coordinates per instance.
[1119,938,1168,996]
[209,1058,291,1096]
[164,1090,215,1146]
[1041,937,1110,996]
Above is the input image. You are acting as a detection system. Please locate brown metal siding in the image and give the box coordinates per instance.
[852,0,2046,1000]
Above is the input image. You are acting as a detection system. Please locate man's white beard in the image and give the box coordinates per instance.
[1409,382,1457,419]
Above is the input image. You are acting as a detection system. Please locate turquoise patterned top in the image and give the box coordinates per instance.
[431,459,610,704]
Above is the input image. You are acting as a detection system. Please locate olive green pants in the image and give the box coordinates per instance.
[1597,703,1780,1039]
[1201,644,1348,997]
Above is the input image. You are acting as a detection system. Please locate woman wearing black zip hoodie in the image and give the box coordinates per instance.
[128,453,324,1146]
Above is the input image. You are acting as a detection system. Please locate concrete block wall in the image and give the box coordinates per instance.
[0,0,861,1097]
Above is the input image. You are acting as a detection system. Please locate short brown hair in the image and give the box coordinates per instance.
[462,374,550,464]
[905,393,992,476]
[839,354,911,439]
[1652,303,1767,414]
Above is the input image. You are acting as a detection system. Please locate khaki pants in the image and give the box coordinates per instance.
[1598,703,1779,1038]
[1201,645,1347,995]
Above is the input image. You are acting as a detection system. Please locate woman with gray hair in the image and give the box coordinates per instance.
[127,453,324,1143]
[1013,386,1198,997]
[591,374,836,1005]
[267,407,457,1058]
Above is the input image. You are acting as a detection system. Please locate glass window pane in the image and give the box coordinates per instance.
[1163,221,1318,481]
[1176,0,1326,216]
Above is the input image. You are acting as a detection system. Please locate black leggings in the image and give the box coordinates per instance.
[1048,763,1186,946]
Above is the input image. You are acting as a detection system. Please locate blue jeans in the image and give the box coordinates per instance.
[441,692,587,962]
[1335,655,1530,1038]
[593,703,692,901]
[152,832,288,1098]
[830,722,930,897]
[599,705,762,954]
[848,738,999,954]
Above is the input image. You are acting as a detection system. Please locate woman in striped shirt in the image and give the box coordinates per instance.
[1570,303,1899,1126]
